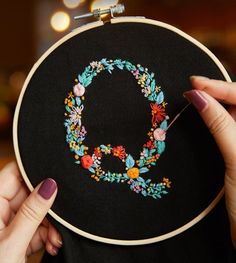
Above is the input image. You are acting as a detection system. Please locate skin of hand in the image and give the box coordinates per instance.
[184,76,236,247]
[0,162,62,263]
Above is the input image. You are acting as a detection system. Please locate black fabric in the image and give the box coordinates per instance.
[17,22,226,241]
[42,198,236,263]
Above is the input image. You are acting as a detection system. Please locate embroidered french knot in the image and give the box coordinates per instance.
[64,59,172,199]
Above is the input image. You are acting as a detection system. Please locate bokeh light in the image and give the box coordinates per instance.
[63,0,85,9]
[91,0,119,11]
[50,11,70,32]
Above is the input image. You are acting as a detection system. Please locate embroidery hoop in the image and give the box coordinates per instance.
[13,17,231,246]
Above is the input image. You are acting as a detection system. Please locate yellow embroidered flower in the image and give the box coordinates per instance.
[127,167,139,179]
[68,92,74,99]
[96,167,103,175]
[70,124,75,131]
[163,178,171,188]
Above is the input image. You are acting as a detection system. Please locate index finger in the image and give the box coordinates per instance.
[0,162,22,201]
[191,76,236,104]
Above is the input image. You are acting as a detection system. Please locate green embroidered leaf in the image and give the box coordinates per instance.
[155,91,164,104]
[75,160,80,165]
[126,155,135,169]
[139,167,149,174]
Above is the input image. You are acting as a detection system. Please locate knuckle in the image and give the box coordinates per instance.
[19,202,41,223]
[208,112,230,136]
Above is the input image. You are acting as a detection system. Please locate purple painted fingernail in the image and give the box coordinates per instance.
[38,178,57,200]
[183,90,208,112]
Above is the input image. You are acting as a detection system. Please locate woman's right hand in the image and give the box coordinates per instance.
[184,76,236,247]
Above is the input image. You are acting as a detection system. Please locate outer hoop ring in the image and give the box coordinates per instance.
[13,17,231,246]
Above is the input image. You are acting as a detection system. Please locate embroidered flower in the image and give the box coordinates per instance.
[163,177,171,188]
[73,83,85,97]
[127,167,139,179]
[140,149,148,159]
[92,154,101,166]
[153,128,166,141]
[69,105,84,126]
[90,61,99,68]
[132,69,139,79]
[150,103,166,125]
[81,155,93,169]
[144,140,155,149]
[112,146,126,160]
[142,86,151,97]
[94,147,102,158]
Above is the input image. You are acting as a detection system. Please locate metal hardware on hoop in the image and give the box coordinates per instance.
[74,3,125,21]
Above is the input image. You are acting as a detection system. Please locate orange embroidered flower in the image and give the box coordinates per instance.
[81,155,93,169]
[112,146,126,160]
[127,167,140,179]
[150,103,166,125]
[163,178,171,188]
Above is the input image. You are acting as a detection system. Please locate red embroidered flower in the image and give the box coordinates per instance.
[144,140,155,149]
[94,147,102,158]
[150,103,166,125]
[81,155,93,169]
[112,146,126,160]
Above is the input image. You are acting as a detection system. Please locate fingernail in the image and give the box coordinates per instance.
[183,90,208,112]
[38,178,57,200]
[190,75,210,81]
[57,239,63,247]
[51,246,59,256]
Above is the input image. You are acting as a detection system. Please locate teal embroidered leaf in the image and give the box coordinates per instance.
[139,167,149,174]
[150,80,156,91]
[155,91,164,104]
[83,76,92,87]
[65,105,71,113]
[126,154,135,169]
[76,97,81,106]
[75,160,80,165]
[157,141,165,154]
[88,167,95,173]
[78,75,83,83]
[160,120,168,130]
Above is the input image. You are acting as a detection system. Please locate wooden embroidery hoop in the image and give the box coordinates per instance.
[13,16,231,246]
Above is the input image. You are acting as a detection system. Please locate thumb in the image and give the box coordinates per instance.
[7,178,57,253]
[183,89,236,170]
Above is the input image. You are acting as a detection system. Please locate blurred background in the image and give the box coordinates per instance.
[0,0,236,261]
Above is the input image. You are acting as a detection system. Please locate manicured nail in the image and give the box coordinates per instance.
[38,178,57,200]
[183,90,208,112]
[190,75,210,81]
[57,239,63,247]
[51,246,59,256]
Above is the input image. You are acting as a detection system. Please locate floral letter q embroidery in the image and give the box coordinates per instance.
[64,59,172,199]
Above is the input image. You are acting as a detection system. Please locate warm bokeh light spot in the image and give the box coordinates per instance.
[50,11,70,32]
[63,0,84,9]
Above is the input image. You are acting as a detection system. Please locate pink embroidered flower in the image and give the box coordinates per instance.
[73,83,85,97]
[132,70,139,79]
[153,128,166,141]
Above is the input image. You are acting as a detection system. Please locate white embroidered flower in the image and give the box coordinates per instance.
[69,105,84,126]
